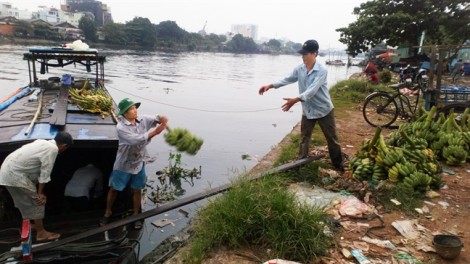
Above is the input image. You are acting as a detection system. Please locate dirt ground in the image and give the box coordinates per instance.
[165,76,470,264]
[192,108,470,264]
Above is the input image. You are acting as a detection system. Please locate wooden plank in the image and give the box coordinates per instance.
[49,86,69,126]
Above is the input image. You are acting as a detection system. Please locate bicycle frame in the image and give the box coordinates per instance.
[395,89,423,119]
[363,83,427,127]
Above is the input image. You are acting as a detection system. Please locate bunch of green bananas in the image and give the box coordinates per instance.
[69,87,113,117]
[443,145,467,166]
[351,157,374,181]
[382,149,403,168]
[371,163,387,184]
[164,128,204,155]
[400,171,433,193]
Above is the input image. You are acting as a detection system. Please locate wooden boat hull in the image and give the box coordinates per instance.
[0,48,141,263]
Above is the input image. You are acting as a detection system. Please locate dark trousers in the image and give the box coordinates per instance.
[299,109,343,168]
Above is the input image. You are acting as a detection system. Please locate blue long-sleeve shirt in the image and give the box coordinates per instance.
[272,61,334,119]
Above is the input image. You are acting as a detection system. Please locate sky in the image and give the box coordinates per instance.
[14,0,366,49]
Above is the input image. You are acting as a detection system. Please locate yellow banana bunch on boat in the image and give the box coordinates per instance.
[68,87,113,117]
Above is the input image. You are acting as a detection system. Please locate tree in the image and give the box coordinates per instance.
[79,16,97,42]
[155,20,188,43]
[208,33,226,44]
[14,20,34,37]
[124,17,157,48]
[267,39,282,49]
[226,34,258,53]
[337,0,470,56]
[101,22,127,45]
[33,24,60,40]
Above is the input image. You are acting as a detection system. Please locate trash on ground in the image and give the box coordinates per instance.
[350,249,372,264]
[390,199,401,205]
[318,167,341,178]
[425,190,440,198]
[262,259,302,264]
[353,241,370,252]
[361,236,397,250]
[394,252,423,264]
[178,209,189,217]
[438,201,450,208]
[392,220,435,253]
[423,201,436,206]
[441,167,455,175]
[152,219,174,228]
[338,196,375,217]
[392,220,420,240]
[341,248,353,259]
[290,183,347,209]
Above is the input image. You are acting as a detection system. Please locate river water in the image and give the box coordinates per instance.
[0,44,361,259]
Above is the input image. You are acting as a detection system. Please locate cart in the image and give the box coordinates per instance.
[424,85,470,115]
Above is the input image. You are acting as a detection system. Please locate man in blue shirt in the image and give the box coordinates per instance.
[259,39,344,171]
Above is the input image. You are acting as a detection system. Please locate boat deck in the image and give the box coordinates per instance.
[0,85,118,152]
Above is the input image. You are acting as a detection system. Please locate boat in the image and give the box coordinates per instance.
[325,59,346,66]
[0,47,142,263]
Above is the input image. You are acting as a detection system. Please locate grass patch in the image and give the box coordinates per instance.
[279,162,325,185]
[273,134,300,166]
[184,175,332,263]
[330,79,391,105]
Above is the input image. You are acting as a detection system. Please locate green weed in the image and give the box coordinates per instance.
[184,175,332,263]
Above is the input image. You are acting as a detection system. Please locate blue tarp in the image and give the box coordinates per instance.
[0,86,31,112]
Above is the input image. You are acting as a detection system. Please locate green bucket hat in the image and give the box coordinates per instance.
[117,98,141,116]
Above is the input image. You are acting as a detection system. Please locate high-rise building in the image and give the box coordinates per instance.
[231,24,258,40]
[64,0,112,26]
[0,2,32,20]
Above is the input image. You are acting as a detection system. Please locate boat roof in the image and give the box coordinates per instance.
[24,48,105,60]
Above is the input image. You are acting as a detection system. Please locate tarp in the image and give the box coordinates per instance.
[0,86,30,112]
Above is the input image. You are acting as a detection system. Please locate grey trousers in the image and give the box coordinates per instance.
[299,109,343,168]
[5,186,45,220]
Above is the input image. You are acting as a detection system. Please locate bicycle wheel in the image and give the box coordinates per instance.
[363,93,399,127]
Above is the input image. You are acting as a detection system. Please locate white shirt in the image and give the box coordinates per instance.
[0,139,58,193]
[64,164,103,199]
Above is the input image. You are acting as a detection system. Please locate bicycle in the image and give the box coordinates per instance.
[362,79,428,128]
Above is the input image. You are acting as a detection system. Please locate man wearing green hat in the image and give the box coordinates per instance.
[100,98,168,229]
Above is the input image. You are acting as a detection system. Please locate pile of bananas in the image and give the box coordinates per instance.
[164,128,204,155]
[388,106,470,166]
[69,87,113,118]
[349,125,442,192]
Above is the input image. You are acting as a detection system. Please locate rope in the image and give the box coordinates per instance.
[25,90,44,136]
[0,96,54,122]
[0,228,20,245]
[106,85,280,113]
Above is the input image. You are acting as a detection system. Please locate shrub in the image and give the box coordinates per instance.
[378,69,392,83]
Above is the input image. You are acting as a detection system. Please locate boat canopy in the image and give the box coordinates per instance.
[23,48,106,87]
